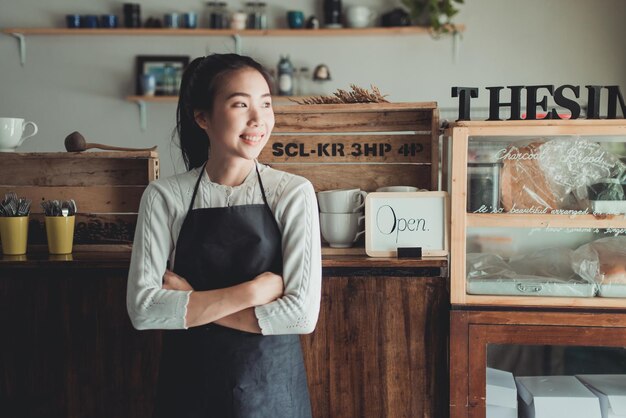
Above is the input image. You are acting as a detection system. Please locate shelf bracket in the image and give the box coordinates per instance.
[9,32,26,66]
[231,34,242,55]
[452,31,461,64]
[135,99,147,131]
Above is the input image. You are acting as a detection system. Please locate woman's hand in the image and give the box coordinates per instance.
[247,272,284,306]
[162,269,194,291]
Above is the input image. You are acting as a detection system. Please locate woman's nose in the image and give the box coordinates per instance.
[248,109,262,126]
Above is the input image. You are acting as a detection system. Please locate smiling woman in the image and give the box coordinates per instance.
[126,54,321,418]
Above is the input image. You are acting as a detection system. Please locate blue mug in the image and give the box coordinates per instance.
[81,15,99,28]
[66,14,81,28]
[100,14,118,28]
[164,13,179,28]
[140,74,156,96]
[182,12,198,29]
[287,11,305,29]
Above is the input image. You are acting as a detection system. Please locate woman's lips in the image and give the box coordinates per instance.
[240,133,264,143]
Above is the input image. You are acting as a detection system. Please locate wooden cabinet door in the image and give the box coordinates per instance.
[302,275,449,418]
[450,310,626,418]
[0,267,161,418]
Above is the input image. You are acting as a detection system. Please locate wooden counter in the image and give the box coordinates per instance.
[0,251,449,418]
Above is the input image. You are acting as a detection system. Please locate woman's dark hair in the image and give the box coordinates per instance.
[175,53,273,170]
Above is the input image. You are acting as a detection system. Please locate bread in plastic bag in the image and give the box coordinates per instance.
[572,236,626,297]
[500,141,559,211]
[467,249,595,297]
[499,137,626,212]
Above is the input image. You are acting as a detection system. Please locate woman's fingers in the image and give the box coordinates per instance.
[162,269,194,291]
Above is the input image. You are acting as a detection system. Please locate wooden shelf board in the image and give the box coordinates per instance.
[3,26,464,37]
[453,294,626,309]
[467,213,626,229]
[319,245,448,268]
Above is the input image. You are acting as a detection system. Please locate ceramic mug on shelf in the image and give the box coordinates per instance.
[231,12,247,30]
[0,117,39,152]
[182,12,198,29]
[287,10,305,29]
[99,14,118,28]
[140,74,157,96]
[164,13,180,28]
[317,188,367,213]
[319,212,365,248]
[345,6,374,28]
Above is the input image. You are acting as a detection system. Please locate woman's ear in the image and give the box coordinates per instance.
[194,110,209,130]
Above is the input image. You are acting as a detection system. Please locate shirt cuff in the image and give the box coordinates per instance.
[178,290,193,329]
[254,306,274,335]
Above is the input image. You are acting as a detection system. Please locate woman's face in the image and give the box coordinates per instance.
[196,68,275,164]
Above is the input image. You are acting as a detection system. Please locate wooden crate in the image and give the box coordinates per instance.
[263,102,440,192]
[0,151,158,251]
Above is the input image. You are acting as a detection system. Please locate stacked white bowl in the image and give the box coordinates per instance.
[316,188,367,248]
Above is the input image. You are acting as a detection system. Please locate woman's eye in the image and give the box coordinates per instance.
[262,101,272,108]
[233,102,247,108]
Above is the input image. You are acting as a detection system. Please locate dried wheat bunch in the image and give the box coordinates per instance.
[291,84,389,104]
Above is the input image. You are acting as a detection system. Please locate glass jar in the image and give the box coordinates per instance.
[323,0,342,28]
[123,3,141,28]
[257,2,267,29]
[467,162,502,213]
[296,67,310,96]
[245,2,266,29]
[206,1,227,29]
[216,2,228,28]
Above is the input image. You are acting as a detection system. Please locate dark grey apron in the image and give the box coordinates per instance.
[154,164,312,418]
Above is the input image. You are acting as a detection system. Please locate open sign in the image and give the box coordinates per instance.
[365,191,449,257]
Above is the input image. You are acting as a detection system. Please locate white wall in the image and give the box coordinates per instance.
[1,0,625,177]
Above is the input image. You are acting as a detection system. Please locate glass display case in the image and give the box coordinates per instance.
[444,120,626,308]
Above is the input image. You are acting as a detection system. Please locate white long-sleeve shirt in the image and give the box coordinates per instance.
[126,162,322,335]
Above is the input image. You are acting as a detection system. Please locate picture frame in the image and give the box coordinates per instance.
[135,55,190,96]
[365,191,449,257]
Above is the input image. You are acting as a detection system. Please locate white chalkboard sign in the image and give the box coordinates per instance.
[365,191,449,257]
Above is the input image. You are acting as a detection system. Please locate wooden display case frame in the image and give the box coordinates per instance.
[445,119,626,308]
[450,309,626,418]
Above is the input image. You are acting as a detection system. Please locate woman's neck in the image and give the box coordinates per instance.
[204,157,255,187]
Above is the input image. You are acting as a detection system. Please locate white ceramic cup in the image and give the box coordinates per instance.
[230,12,247,30]
[0,117,38,152]
[376,186,422,193]
[319,212,365,248]
[345,6,374,28]
[317,188,367,213]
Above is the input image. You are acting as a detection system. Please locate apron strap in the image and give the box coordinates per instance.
[187,161,270,214]
[187,162,207,215]
[255,161,270,208]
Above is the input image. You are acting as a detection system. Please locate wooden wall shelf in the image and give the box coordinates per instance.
[2,26,464,37]
[3,25,464,65]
